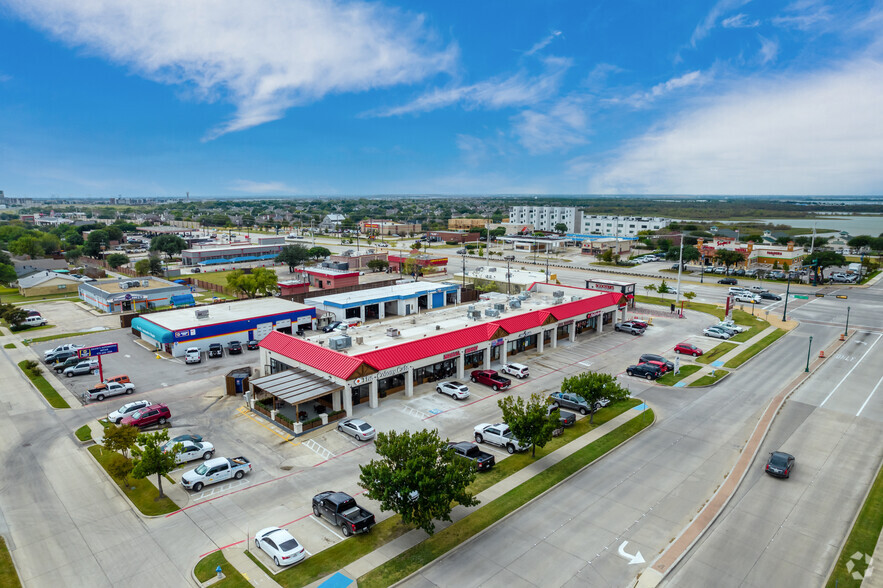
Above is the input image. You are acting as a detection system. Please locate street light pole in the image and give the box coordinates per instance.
[805,335,813,372]
[700,254,705,284]
[457,248,467,288]
[782,275,791,321]
[844,306,851,337]
[504,255,515,295]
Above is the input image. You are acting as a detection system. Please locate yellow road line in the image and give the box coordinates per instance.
[235,406,300,446]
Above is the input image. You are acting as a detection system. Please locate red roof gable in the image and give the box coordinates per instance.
[355,322,500,371]
[259,330,365,380]
[491,310,549,335]
[549,292,623,320]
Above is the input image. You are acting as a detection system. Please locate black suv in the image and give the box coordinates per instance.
[717,277,738,285]
[322,321,341,333]
[45,350,77,365]
[638,354,675,372]
[228,341,243,354]
[626,363,662,380]
[246,340,259,350]
[54,356,82,373]
[208,343,223,358]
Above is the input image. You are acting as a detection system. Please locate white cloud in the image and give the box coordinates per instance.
[721,13,760,28]
[525,30,562,56]
[611,70,707,108]
[772,0,832,30]
[691,0,753,46]
[512,97,588,154]
[4,0,455,139]
[370,57,571,117]
[589,60,883,195]
[757,35,779,65]
[230,180,297,194]
[0,73,11,83]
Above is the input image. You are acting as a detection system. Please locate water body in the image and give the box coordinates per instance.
[717,216,883,236]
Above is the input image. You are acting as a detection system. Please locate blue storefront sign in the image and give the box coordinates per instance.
[78,343,119,358]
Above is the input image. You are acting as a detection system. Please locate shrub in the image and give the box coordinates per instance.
[22,360,41,377]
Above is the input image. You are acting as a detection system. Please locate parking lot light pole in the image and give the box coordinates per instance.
[504,255,515,295]
[805,335,813,372]
[782,275,791,321]
[844,306,851,337]
[457,248,467,288]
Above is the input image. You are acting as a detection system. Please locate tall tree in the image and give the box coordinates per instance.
[134,259,151,276]
[103,423,140,458]
[226,267,278,298]
[83,230,110,258]
[810,251,846,280]
[497,393,558,457]
[106,253,130,269]
[554,223,568,234]
[714,250,746,274]
[308,246,331,260]
[9,235,44,258]
[0,263,17,287]
[359,429,478,535]
[560,371,630,423]
[275,245,310,272]
[131,430,178,500]
[149,234,188,259]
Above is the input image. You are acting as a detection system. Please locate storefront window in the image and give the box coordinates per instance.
[464,350,484,368]
[270,358,292,374]
[378,374,405,397]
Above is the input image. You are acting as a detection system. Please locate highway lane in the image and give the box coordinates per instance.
[399,314,839,587]
[663,326,883,588]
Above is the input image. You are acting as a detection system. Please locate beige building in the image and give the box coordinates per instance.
[447,218,488,230]
[17,271,82,297]
[358,220,421,236]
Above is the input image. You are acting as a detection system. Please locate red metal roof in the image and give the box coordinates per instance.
[548,292,624,320]
[259,331,366,380]
[491,310,549,335]
[355,322,500,371]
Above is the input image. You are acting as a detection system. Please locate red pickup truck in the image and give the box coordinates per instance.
[470,370,511,391]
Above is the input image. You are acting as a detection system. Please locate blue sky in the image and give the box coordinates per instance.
[1,0,882,197]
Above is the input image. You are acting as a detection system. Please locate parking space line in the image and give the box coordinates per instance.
[236,405,301,447]
[309,514,346,539]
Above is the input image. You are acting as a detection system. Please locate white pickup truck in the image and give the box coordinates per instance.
[181,456,252,492]
[474,423,528,454]
[82,381,135,402]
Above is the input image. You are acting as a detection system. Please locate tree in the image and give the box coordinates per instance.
[275,245,310,272]
[131,429,177,500]
[38,233,62,255]
[667,245,700,263]
[497,393,558,457]
[150,234,187,260]
[83,230,110,258]
[560,371,630,424]
[656,238,672,252]
[106,452,135,488]
[657,280,672,296]
[0,263,17,287]
[65,247,84,264]
[106,253,130,269]
[134,259,151,276]
[683,291,697,302]
[811,251,846,280]
[358,429,478,535]
[103,423,140,458]
[643,283,657,296]
[367,259,389,272]
[714,250,746,274]
[9,235,44,258]
[490,227,507,238]
[554,223,568,234]
[600,249,616,263]
[307,246,331,260]
[227,267,278,298]
[847,235,871,249]
[4,308,28,327]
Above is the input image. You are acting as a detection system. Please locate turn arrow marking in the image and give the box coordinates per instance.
[617,541,645,565]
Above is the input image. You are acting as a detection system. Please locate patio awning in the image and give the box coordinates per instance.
[250,368,343,405]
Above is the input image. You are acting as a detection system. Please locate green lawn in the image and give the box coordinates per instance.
[3,343,14,349]
[689,370,730,386]
[194,551,251,587]
[827,459,883,587]
[0,537,21,588]
[724,329,787,368]
[634,295,724,318]
[359,410,654,588]
[193,270,238,287]
[87,446,179,516]
[0,287,79,305]
[656,364,702,386]
[696,342,738,364]
[74,424,92,442]
[18,360,70,409]
[22,329,114,345]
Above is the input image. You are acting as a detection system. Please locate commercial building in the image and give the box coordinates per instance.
[426,230,481,243]
[358,220,421,236]
[447,218,488,230]
[293,266,360,289]
[17,271,82,297]
[574,235,636,256]
[387,254,448,274]
[258,283,626,416]
[496,235,569,252]
[509,206,582,233]
[305,281,461,323]
[79,277,192,313]
[131,298,316,357]
[580,215,670,237]
[457,267,554,295]
[696,238,806,267]
[328,251,388,271]
[584,278,636,309]
[181,236,285,266]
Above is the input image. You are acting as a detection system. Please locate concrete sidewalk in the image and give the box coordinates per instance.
[703,325,777,368]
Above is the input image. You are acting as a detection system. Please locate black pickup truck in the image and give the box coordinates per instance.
[312,491,376,536]
[447,441,495,471]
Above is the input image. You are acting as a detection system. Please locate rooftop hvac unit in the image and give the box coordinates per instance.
[467,305,475,312]
[355,336,364,345]
[485,308,500,317]
[509,300,521,309]
[553,297,564,304]
[328,335,352,350]
[493,303,506,311]
[386,328,401,338]
[487,267,497,272]
[119,282,129,289]
[571,296,580,302]
[553,290,565,298]
[142,280,150,287]
[195,309,209,319]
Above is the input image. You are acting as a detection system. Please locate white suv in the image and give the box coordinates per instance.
[734,293,761,303]
[501,363,530,379]
[185,348,202,364]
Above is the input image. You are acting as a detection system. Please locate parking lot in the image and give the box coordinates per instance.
[20,299,119,338]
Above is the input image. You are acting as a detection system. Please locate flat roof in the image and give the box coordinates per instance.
[305,281,458,308]
[298,267,359,276]
[90,277,181,294]
[460,267,549,285]
[183,243,282,254]
[144,298,313,330]
[585,278,635,286]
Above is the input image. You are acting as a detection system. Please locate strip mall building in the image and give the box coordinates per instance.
[256,283,627,417]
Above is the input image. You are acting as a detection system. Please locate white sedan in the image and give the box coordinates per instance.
[704,327,732,339]
[337,418,376,441]
[108,400,153,424]
[162,439,215,464]
[436,381,470,400]
[254,527,306,567]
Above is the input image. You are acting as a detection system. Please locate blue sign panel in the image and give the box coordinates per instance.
[78,343,119,358]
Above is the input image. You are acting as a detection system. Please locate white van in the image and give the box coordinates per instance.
[22,315,47,327]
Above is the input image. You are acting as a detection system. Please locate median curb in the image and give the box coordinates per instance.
[635,331,852,587]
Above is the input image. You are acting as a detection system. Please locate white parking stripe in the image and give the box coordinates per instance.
[857,373,883,417]
[820,334,882,408]
[309,514,346,540]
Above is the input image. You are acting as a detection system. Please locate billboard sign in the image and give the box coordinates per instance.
[78,343,119,358]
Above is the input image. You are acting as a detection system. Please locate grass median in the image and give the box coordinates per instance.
[22,329,115,346]
[359,409,654,588]
[656,364,701,386]
[696,342,738,364]
[724,329,786,368]
[0,537,21,588]
[194,551,251,587]
[689,370,730,386]
[87,446,179,516]
[198,399,643,588]
[4,343,14,349]
[827,459,883,587]
[75,424,92,442]
[17,360,70,409]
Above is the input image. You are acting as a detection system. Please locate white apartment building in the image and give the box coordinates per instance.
[580,215,670,237]
[508,206,582,233]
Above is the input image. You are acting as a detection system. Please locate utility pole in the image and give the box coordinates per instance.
[675,234,684,307]
[782,275,791,321]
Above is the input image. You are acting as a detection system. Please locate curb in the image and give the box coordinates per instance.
[639,331,852,586]
[390,406,656,587]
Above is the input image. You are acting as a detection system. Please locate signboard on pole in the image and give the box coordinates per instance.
[77,343,119,382]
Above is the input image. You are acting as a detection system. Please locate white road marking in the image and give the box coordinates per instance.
[309,514,345,539]
[857,373,883,417]
[820,334,882,408]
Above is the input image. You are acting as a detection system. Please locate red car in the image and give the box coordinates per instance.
[121,403,171,428]
[629,319,649,329]
[674,343,703,357]
[639,360,669,373]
